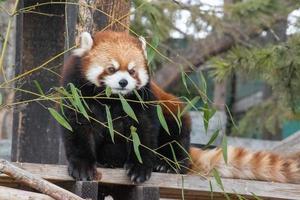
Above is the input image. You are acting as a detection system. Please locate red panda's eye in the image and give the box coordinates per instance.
[107,67,116,74]
[128,69,135,75]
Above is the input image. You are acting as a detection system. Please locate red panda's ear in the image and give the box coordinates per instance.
[139,36,147,59]
[73,32,93,57]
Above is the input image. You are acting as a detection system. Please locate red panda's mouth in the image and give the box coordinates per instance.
[111,88,132,94]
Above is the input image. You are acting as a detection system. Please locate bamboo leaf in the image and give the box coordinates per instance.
[48,108,72,132]
[147,36,159,64]
[105,105,114,143]
[180,96,200,116]
[119,94,138,122]
[169,144,180,170]
[251,192,263,200]
[33,80,44,95]
[212,168,224,191]
[222,134,228,164]
[198,71,207,100]
[133,89,147,108]
[105,86,112,97]
[209,180,214,200]
[157,105,170,135]
[203,102,210,132]
[236,193,246,200]
[180,66,190,94]
[130,126,143,163]
[204,130,219,148]
[69,83,89,120]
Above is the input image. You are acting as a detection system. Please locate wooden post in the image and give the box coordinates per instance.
[12,0,66,164]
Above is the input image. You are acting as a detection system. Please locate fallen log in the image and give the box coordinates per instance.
[0,186,54,200]
[0,159,83,200]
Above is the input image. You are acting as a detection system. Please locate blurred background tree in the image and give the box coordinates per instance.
[130,0,300,140]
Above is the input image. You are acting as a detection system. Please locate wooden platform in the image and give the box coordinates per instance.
[0,162,299,200]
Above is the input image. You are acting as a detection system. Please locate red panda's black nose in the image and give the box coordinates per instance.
[119,79,128,88]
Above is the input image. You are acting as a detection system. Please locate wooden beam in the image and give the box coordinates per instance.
[0,186,54,200]
[272,131,300,154]
[0,162,300,200]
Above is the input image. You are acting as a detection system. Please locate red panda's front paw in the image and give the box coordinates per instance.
[124,163,152,183]
[68,160,97,181]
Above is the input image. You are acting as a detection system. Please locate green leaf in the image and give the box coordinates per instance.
[33,80,44,95]
[199,71,207,95]
[222,134,228,164]
[212,168,224,191]
[251,192,263,200]
[204,130,220,148]
[203,102,210,132]
[169,144,180,170]
[0,93,2,106]
[105,105,114,143]
[209,180,214,200]
[105,86,112,97]
[236,193,246,200]
[48,108,72,132]
[69,83,89,120]
[157,105,170,135]
[130,126,143,163]
[180,96,200,116]
[119,94,138,122]
[147,36,159,64]
[202,103,216,133]
[180,67,190,94]
[78,90,91,112]
[133,89,147,108]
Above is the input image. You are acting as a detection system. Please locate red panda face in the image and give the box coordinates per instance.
[73,31,149,95]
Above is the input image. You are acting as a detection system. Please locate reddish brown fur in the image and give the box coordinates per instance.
[189,146,300,183]
[150,81,184,115]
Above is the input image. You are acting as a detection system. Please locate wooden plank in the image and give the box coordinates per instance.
[0,186,54,200]
[272,131,300,154]
[0,163,299,200]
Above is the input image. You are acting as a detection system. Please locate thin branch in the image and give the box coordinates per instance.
[0,159,85,200]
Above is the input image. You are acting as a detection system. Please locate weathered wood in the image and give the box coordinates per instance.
[0,162,299,200]
[272,131,300,154]
[12,0,65,164]
[0,159,83,200]
[73,181,99,200]
[0,186,54,200]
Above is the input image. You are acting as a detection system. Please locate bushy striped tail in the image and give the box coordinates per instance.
[189,146,300,183]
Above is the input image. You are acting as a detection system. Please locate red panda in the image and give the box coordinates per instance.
[60,30,300,184]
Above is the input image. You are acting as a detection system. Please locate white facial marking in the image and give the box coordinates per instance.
[139,36,147,59]
[111,59,120,69]
[85,64,104,86]
[137,68,149,89]
[128,62,135,70]
[104,71,137,95]
[73,32,93,57]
